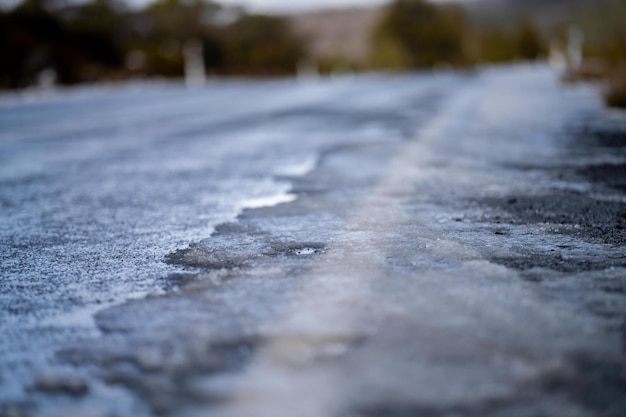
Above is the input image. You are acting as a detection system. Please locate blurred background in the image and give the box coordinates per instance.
[0,0,625,106]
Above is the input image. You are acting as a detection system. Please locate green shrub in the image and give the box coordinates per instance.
[605,72,626,109]
[372,0,466,69]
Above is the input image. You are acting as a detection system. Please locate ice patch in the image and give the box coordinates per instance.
[242,193,297,209]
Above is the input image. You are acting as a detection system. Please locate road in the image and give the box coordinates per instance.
[1,64,625,416]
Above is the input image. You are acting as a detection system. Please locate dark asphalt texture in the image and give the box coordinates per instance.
[1,65,626,417]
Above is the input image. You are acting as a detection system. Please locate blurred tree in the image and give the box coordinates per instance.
[369,26,409,70]
[577,0,626,64]
[139,0,223,76]
[573,0,626,108]
[143,0,220,42]
[373,0,466,69]
[516,19,544,60]
[61,0,128,76]
[0,0,131,87]
[0,0,311,87]
[475,21,544,63]
[475,27,517,63]
[222,14,305,75]
[0,0,69,87]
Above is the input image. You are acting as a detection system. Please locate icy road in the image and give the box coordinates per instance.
[1,64,626,417]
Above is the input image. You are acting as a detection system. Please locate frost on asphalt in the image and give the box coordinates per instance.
[1,65,626,417]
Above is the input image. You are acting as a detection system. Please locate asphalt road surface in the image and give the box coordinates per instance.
[1,64,625,417]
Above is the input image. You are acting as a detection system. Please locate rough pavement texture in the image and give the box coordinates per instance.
[1,65,626,417]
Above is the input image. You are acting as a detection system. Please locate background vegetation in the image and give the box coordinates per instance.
[0,0,305,88]
[370,0,548,69]
[572,0,626,107]
[1,0,625,107]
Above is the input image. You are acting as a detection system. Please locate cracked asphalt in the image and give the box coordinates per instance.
[1,64,625,417]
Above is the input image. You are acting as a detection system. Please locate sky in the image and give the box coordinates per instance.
[0,0,386,10]
[0,0,464,12]
[189,0,464,13]
[218,0,387,12]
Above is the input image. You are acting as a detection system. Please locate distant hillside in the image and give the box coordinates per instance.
[288,7,383,63]
[462,0,597,29]
[286,0,608,66]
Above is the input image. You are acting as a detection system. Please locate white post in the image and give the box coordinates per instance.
[567,25,584,71]
[184,38,206,88]
[548,39,566,73]
[297,58,320,82]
